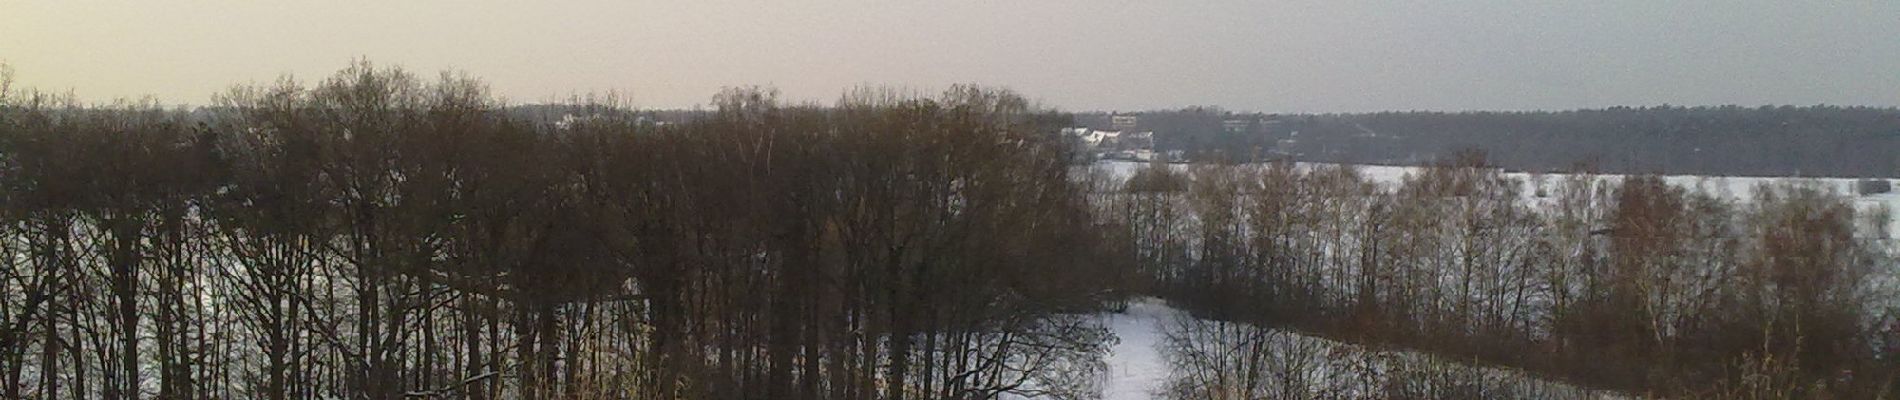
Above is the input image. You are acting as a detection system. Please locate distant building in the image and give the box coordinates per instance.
[1061,127,1093,146]
[1063,127,1154,161]
[1063,127,1123,148]
[1111,115,1139,131]
[1272,130,1301,156]
[555,113,606,130]
[1222,119,1251,134]
[1121,131,1154,149]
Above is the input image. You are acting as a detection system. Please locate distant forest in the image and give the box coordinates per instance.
[1076,106,1900,178]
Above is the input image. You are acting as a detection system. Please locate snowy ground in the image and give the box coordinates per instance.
[1093,298,1620,400]
[1099,300,1172,400]
[1081,161,1893,399]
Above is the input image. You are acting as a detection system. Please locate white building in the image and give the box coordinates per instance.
[1064,127,1125,148]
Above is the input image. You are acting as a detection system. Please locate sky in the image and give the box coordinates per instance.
[3,1,1898,113]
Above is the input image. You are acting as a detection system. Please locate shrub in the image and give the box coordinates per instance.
[1858,179,1892,195]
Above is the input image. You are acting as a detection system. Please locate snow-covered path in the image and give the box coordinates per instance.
[1099,300,1175,400]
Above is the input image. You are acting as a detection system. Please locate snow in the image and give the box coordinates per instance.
[1099,300,1173,400]
[1090,160,1900,239]
[1078,161,1894,398]
[1093,297,1622,400]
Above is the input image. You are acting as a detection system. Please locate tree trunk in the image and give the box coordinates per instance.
[109,216,143,400]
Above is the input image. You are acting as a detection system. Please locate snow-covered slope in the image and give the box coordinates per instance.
[1086,297,1618,398]
[1096,298,1623,400]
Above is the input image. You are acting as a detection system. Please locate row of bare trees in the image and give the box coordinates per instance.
[0,63,1118,399]
[1101,154,1899,398]
[1156,313,1612,400]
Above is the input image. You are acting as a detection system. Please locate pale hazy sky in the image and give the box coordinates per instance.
[4,1,1898,112]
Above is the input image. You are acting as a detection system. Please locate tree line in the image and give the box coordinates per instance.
[7,59,1898,399]
[1099,154,1899,398]
[0,63,1118,400]
[1079,106,1900,178]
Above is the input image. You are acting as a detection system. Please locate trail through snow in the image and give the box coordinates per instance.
[1099,300,1174,400]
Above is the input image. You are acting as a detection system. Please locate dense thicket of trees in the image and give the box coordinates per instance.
[1103,156,1899,398]
[0,64,1117,399]
[1078,106,1900,177]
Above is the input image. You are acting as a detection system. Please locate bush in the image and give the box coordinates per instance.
[1858,179,1892,195]
[1124,159,1188,193]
